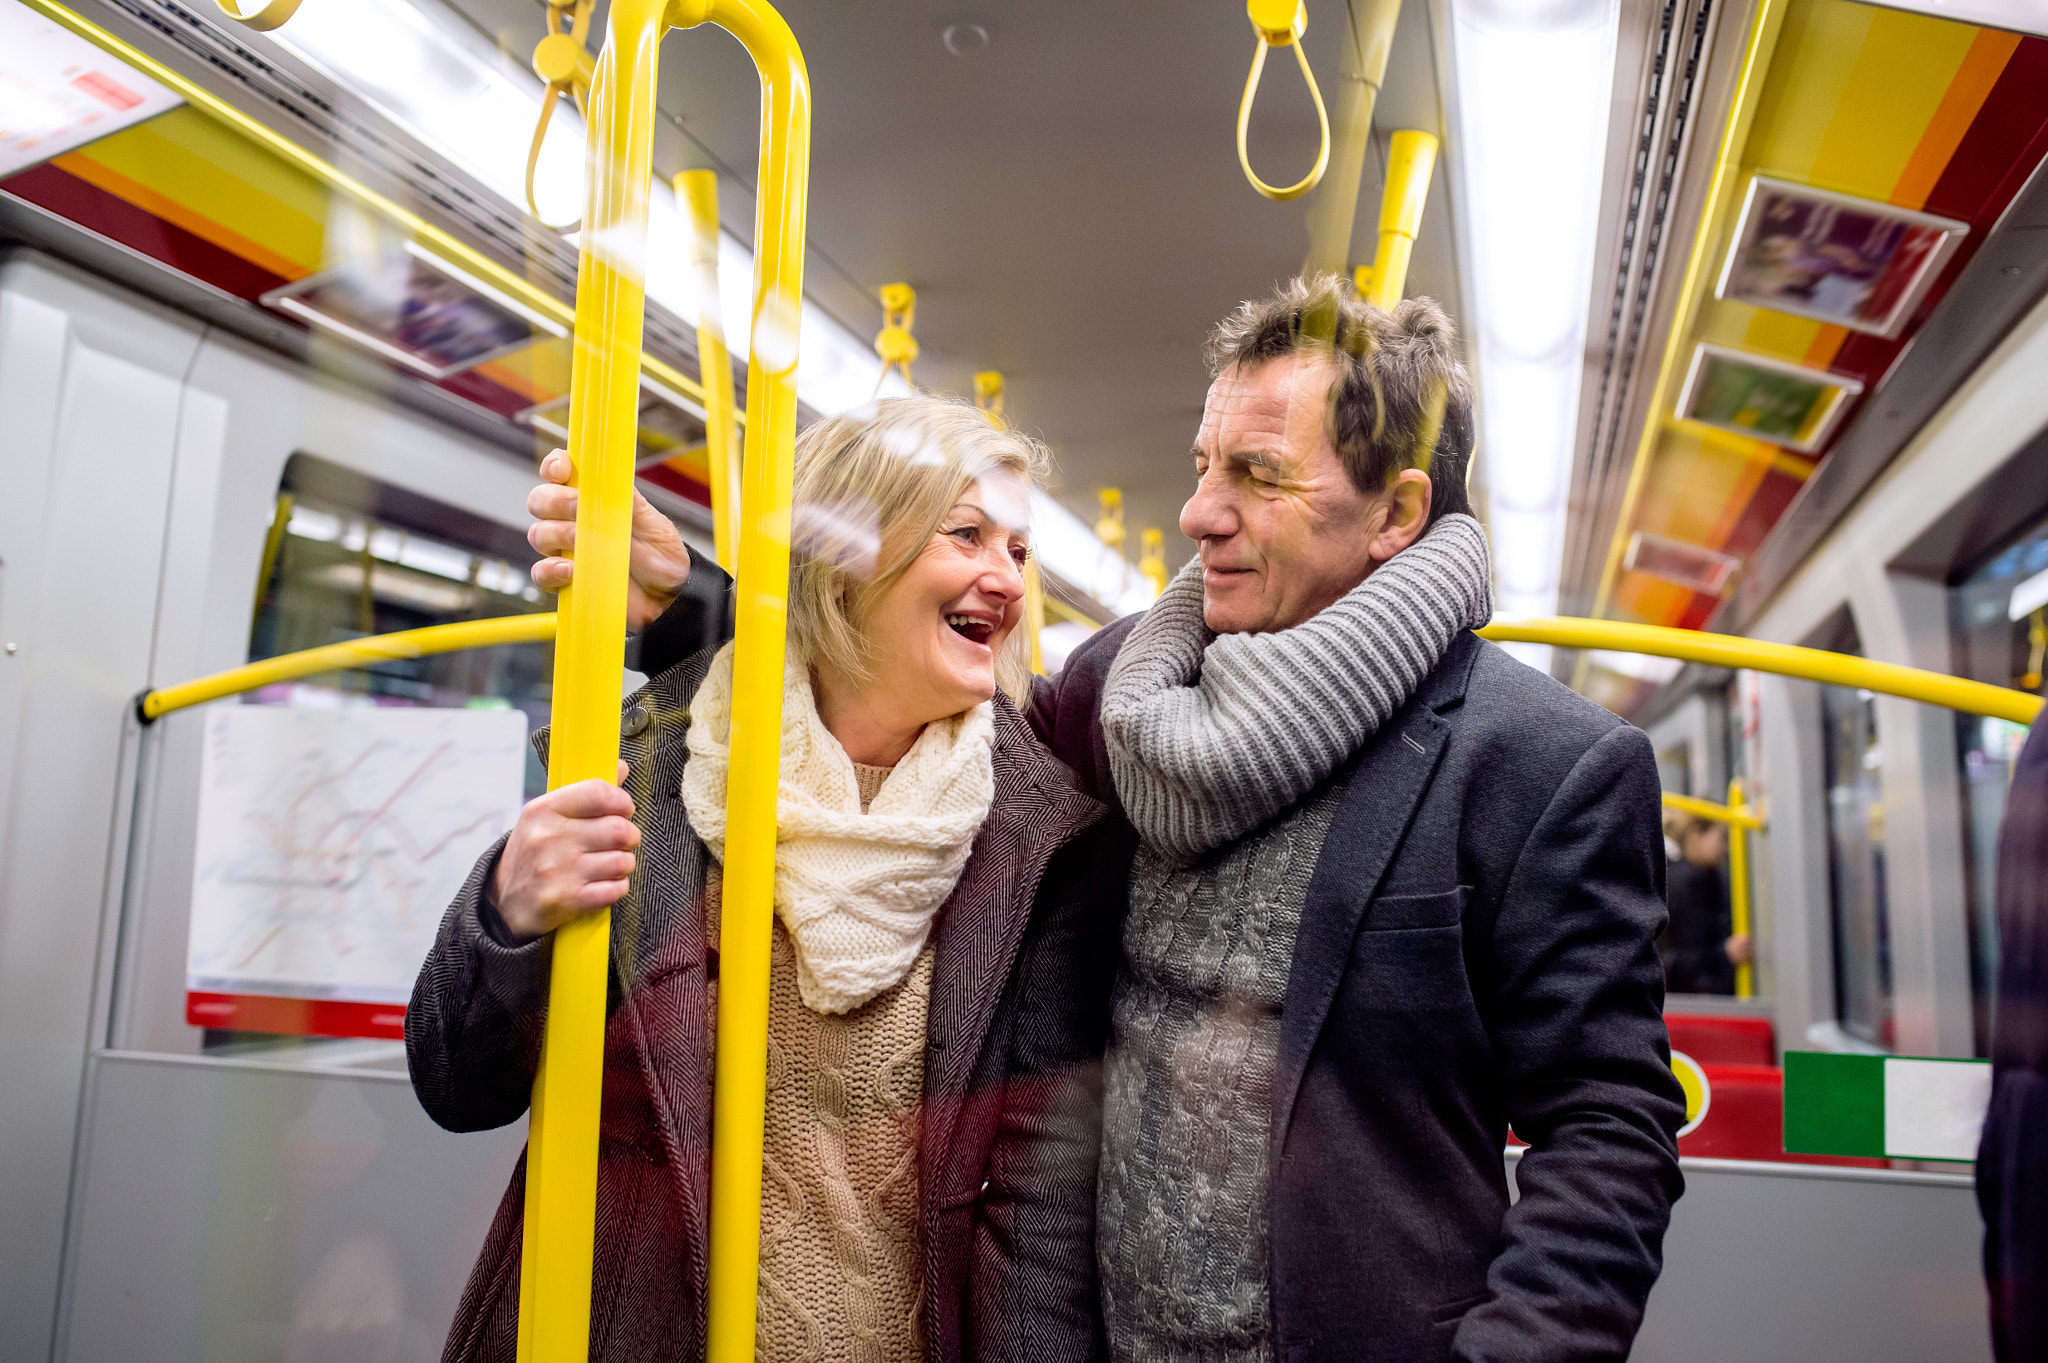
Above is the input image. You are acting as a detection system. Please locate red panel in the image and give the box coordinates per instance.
[0,162,287,301]
[1667,1011,1776,1066]
[1680,1062,1888,1168]
[186,990,405,1040]
[637,460,713,507]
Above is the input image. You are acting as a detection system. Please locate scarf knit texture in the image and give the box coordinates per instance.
[1101,513,1494,862]
[683,642,995,1014]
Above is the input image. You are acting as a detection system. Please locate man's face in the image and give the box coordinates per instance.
[1182,355,1420,634]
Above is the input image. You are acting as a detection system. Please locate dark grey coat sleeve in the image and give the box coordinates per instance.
[1455,723,1686,1361]
[405,835,552,1133]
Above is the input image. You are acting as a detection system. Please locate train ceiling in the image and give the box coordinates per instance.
[4,0,2047,686]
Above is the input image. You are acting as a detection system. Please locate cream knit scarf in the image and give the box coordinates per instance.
[1101,513,1494,863]
[681,643,995,1014]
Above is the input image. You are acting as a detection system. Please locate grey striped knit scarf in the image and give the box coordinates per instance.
[1101,514,1494,862]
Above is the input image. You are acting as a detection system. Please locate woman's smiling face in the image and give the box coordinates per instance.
[858,476,1029,726]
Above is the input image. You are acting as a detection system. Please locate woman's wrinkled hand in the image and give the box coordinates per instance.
[527,449,692,631]
[488,760,641,941]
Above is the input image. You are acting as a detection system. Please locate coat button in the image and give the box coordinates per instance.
[621,703,650,737]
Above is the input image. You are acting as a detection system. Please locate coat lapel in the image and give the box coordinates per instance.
[923,695,1103,1171]
[1270,633,1479,1141]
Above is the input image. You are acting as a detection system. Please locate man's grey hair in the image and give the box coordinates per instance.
[1204,275,1474,524]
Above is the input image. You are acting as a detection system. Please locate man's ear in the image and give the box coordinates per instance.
[1368,468,1433,564]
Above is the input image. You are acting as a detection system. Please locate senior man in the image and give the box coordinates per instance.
[534,275,1684,1363]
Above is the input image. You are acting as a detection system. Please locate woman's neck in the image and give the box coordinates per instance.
[814,667,923,767]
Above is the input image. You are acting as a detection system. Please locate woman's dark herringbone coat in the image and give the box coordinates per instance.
[407,646,1118,1362]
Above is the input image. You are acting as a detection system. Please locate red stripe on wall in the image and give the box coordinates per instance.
[187,990,405,1040]
[1,162,288,300]
[637,460,713,507]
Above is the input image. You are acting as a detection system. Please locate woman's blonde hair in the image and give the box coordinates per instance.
[787,395,1050,705]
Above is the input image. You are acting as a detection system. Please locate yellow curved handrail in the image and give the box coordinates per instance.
[1237,0,1330,202]
[137,614,557,721]
[1480,616,2042,726]
[1661,790,1763,831]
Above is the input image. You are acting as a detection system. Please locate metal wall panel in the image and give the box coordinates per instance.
[0,255,201,1363]
[56,1052,525,1362]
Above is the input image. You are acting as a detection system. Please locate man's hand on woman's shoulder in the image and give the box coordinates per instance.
[527,448,692,631]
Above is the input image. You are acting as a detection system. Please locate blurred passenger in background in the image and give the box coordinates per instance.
[1664,813,1750,995]
[409,397,1118,1363]
[1979,719,2048,1360]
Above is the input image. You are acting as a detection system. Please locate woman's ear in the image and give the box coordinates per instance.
[1368,467,1433,564]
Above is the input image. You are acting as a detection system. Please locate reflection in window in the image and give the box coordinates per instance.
[1822,684,1893,1051]
[250,453,556,796]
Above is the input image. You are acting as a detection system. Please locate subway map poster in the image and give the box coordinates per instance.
[185,704,527,1039]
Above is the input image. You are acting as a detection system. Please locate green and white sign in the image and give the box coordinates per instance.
[1782,1051,1992,1162]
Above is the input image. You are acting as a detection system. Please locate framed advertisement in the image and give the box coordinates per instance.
[1675,344,1863,454]
[261,241,561,379]
[1716,176,1968,338]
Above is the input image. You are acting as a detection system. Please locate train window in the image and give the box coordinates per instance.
[189,455,557,1056]
[1820,677,1894,1052]
[1948,514,2048,1055]
[250,453,555,794]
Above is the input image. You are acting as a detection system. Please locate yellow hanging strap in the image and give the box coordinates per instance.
[1139,527,1168,598]
[874,282,919,393]
[1237,0,1330,202]
[213,0,301,30]
[974,369,1005,427]
[526,0,596,234]
[1095,487,1127,552]
[679,169,742,570]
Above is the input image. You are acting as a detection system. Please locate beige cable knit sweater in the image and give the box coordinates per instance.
[710,763,933,1363]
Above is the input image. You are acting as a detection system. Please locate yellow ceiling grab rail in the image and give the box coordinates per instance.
[1238,0,1330,202]
[1356,129,1437,309]
[1480,616,2043,725]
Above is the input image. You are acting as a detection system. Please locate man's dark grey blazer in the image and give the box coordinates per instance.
[1030,620,1686,1363]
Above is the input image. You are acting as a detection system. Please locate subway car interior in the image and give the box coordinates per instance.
[3,0,2048,1358]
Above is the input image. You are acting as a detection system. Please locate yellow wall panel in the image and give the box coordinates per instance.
[1805,7,1976,200]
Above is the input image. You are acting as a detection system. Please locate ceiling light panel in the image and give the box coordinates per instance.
[1451,0,1621,669]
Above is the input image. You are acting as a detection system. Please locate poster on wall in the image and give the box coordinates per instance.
[185,704,528,1040]
[1716,177,1968,338]
[0,6,183,178]
[1675,343,1863,454]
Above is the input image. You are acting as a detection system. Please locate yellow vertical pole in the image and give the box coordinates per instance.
[678,168,743,571]
[516,3,808,1361]
[1728,777,1755,999]
[1361,129,1436,309]
[519,2,668,1359]
[1023,557,1047,676]
[683,3,810,1360]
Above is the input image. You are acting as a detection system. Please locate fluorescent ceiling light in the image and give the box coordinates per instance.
[1451,0,1619,671]
[0,1,182,176]
[266,0,907,419]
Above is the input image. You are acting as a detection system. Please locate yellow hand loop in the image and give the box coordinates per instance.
[973,370,1004,427]
[214,0,302,31]
[525,0,595,233]
[1236,1,1329,202]
[874,282,918,393]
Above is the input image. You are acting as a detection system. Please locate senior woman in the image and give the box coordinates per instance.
[408,397,1117,1363]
